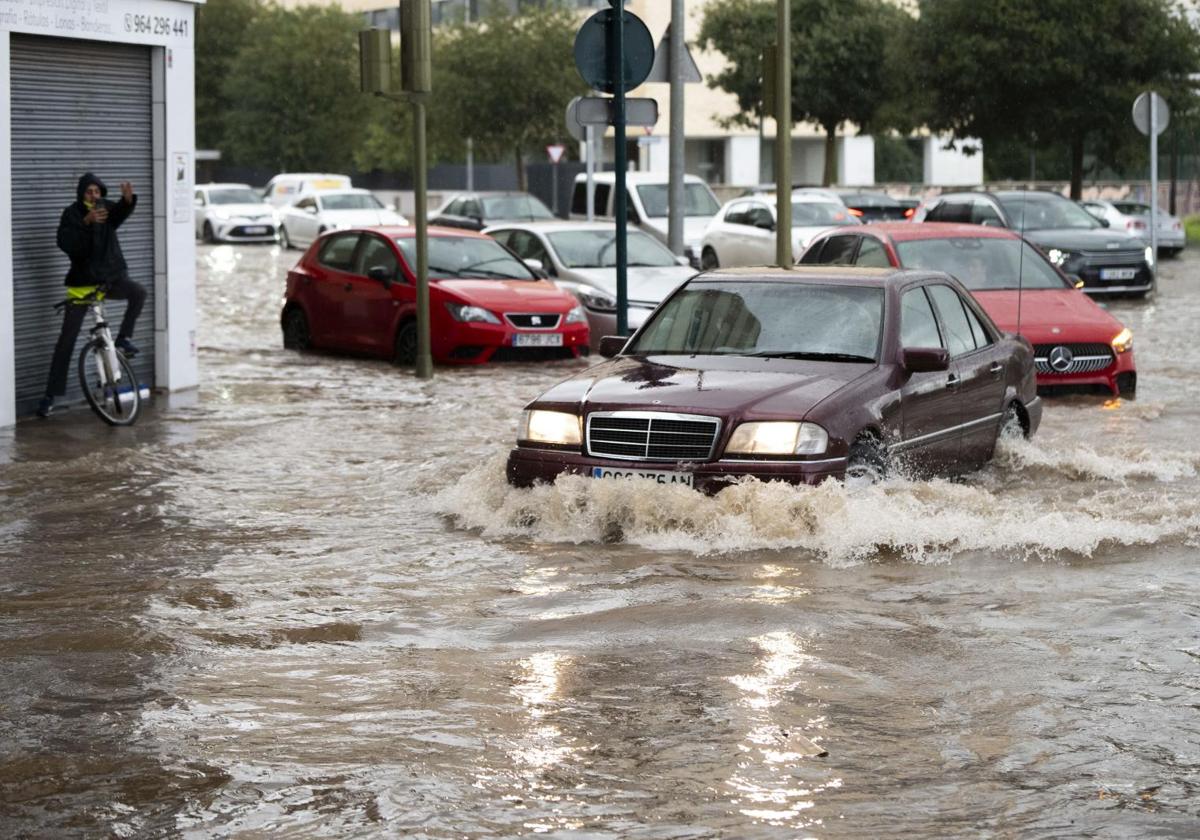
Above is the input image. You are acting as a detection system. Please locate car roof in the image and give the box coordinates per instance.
[696,265,915,288]
[483,220,626,233]
[198,182,253,190]
[314,188,374,197]
[575,171,707,185]
[269,172,350,180]
[859,221,1020,242]
[355,225,492,239]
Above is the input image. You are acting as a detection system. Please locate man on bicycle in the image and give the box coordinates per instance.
[37,173,146,417]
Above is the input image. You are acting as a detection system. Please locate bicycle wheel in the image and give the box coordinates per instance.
[77,340,141,426]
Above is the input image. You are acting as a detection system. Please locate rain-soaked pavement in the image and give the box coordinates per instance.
[2,242,1199,838]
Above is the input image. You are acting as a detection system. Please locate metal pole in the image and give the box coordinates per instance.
[586,125,595,222]
[612,5,628,334]
[414,98,433,378]
[1150,92,1159,279]
[466,137,474,191]
[552,159,559,217]
[774,0,791,267]
[667,2,685,256]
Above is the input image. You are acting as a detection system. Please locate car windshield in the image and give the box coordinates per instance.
[209,188,263,205]
[321,193,384,211]
[547,229,678,268]
[481,194,555,220]
[792,201,856,226]
[396,235,536,280]
[637,183,721,217]
[627,281,883,361]
[996,194,1100,230]
[895,237,1069,291]
[839,193,900,208]
[1113,202,1152,215]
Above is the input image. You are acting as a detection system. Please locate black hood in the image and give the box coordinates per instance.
[1024,227,1145,253]
[76,172,108,202]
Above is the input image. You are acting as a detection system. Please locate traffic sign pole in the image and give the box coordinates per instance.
[668,0,685,257]
[775,0,791,267]
[1151,93,1158,277]
[611,1,628,335]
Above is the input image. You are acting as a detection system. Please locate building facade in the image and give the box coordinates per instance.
[0,0,201,427]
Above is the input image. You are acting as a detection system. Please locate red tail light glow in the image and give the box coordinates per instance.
[1127,220,1146,230]
[904,208,915,219]
[848,208,864,217]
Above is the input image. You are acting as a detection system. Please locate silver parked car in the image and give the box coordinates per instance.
[278,189,408,250]
[194,183,280,244]
[699,192,861,269]
[1080,198,1186,257]
[485,221,694,350]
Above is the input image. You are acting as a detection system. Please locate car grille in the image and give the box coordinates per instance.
[229,225,276,237]
[1033,343,1115,374]
[1074,249,1152,289]
[505,313,561,329]
[587,411,721,461]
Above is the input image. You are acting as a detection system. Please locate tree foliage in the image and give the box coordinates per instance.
[911,0,1200,196]
[698,0,913,184]
[220,5,370,171]
[432,5,587,188]
[194,0,261,151]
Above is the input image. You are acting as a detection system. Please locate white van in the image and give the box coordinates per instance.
[569,171,721,266]
[261,173,353,207]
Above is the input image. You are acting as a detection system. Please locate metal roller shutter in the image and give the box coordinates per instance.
[10,34,155,416]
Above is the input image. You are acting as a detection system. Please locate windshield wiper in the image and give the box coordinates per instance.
[429,264,463,277]
[748,350,875,362]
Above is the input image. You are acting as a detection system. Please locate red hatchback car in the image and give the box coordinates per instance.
[281,226,589,364]
[800,223,1136,396]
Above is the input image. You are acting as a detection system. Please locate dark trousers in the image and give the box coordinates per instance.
[45,276,146,397]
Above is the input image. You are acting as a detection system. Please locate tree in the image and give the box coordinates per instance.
[194,0,261,152]
[221,5,370,171]
[697,0,915,185]
[912,0,1200,198]
[432,5,587,189]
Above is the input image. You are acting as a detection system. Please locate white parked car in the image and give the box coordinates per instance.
[278,189,408,250]
[699,192,861,269]
[194,183,279,243]
[485,220,694,349]
[261,172,353,207]
[1080,198,1186,256]
[569,171,722,267]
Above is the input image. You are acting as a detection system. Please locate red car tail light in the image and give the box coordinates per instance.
[904,208,915,219]
[848,208,864,217]
[1127,219,1146,230]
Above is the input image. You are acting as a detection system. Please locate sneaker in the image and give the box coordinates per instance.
[36,396,55,417]
[115,337,139,357]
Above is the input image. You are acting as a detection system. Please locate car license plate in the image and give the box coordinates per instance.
[591,467,694,487]
[1100,267,1137,280]
[514,333,563,347]
[244,226,269,235]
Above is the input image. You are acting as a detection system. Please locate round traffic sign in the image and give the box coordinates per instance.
[1132,91,1170,136]
[565,96,586,142]
[573,8,654,95]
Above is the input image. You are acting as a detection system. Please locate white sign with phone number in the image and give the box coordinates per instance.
[0,0,196,45]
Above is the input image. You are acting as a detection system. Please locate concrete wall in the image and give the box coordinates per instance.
[924,135,984,187]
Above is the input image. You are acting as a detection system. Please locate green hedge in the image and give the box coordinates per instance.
[1186,215,1200,243]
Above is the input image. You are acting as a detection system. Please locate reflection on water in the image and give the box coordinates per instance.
[2,245,1200,836]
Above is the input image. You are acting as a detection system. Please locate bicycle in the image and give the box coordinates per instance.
[54,288,142,426]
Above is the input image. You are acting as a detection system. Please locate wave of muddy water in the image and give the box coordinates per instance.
[1,243,1198,837]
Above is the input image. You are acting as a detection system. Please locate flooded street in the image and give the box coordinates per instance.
[2,243,1199,837]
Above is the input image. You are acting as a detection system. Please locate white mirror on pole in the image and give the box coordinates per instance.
[1132,91,1169,279]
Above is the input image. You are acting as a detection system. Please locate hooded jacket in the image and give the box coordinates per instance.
[56,173,137,286]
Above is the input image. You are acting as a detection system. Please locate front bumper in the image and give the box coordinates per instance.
[212,221,280,242]
[506,446,847,494]
[1033,347,1135,395]
[438,321,591,364]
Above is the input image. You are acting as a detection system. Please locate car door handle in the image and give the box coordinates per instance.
[946,373,960,390]
[989,362,1004,376]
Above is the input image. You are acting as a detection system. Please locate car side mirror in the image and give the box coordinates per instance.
[598,335,628,358]
[755,219,776,231]
[304,205,316,214]
[194,198,204,208]
[1099,218,1110,228]
[367,265,394,287]
[522,258,544,273]
[901,346,949,373]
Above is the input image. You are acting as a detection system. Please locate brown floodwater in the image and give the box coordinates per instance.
[1,242,1198,838]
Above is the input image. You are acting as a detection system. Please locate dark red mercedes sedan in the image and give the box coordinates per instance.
[506,266,1041,493]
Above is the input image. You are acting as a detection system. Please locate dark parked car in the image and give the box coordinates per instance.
[429,191,557,231]
[506,266,1041,493]
[913,190,1155,296]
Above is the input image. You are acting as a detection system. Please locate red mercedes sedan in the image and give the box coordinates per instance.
[800,223,1136,396]
[280,226,589,364]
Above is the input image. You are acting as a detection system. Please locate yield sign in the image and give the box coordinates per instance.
[546,144,566,164]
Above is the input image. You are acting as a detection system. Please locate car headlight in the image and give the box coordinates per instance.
[1046,248,1072,267]
[1111,327,1133,353]
[520,409,582,446]
[725,421,828,457]
[208,211,229,222]
[445,303,500,324]
[565,304,586,324]
[576,286,617,312]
